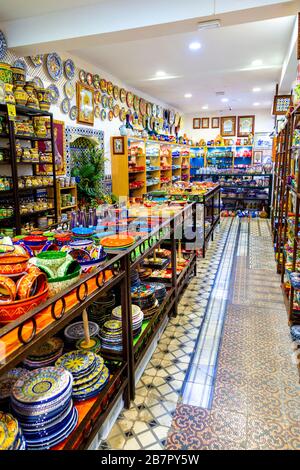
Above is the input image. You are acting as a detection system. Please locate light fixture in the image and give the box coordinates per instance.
[252,59,263,66]
[184,93,192,98]
[156,71,166,77]
[189,42,201,51]
[197,19,221,30]
[202,105,208,110]
[253,102,260,106]
[221,98,228,102]
[253,87,261,92]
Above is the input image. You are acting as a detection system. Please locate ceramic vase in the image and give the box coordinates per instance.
[14,85,28,106]
[0,63,12,84]
[12,67,25,86]
[5,84,15,104]
[37,88,50,111]
[24,82,39,109]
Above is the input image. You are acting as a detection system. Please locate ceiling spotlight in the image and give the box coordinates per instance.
[189,42,201,51]
[253,102,260,106]
[155,71,166,77]
[184,93,192,98]
[202,105,208,110]
[221,98,228,102]
[252,59,263,66]
[198,19,221,30]
[253,87,261,92]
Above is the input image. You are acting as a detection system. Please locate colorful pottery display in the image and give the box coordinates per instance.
[0,369,28,407]
[64,321,100,345]
[13,84,28,106]
[0,287,48,324]
[0,63,12,84]
[12,67,26,86]
[46,53,63,81]
[24,82,39,109]
[36,88,50,111]
[0,412,25,450]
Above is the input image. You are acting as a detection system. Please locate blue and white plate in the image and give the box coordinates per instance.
[32,76,44,89]
[56,350,96,377]
[69,106,77,121]
[29,55,43,67]
[47,84,60,104]
[46,53,63,81]
[61,98,70,114]
[0,31,7,60]
[64,321,100,342]
[64,59,75,79]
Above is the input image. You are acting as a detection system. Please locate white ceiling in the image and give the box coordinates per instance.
[0,0,107,21]
[71,15,295,113]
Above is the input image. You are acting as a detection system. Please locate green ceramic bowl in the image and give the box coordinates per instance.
[37,251,67,269]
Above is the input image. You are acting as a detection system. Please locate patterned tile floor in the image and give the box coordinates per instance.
[99,219,300,450]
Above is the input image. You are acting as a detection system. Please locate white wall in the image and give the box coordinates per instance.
[184,109,275,144]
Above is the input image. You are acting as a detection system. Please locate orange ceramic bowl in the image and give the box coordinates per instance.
[0,276,17,303]
[0,254,29,275]
[16,271,47,300]
[0,287,49,324]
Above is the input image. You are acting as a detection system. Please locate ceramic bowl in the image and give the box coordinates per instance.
[48,266,81,297]
[36,251,67,270]
[72,228,94,238]
[16,271,47,300]
[0,287,49,324]
[23,236,48,247]
[0,254,29,275]
[0,275,17,303]
[57,256,81,277]
[0,244,15,256]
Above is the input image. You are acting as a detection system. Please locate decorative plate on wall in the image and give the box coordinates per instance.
[101,95,108,108]
[0,31,7,60]
[86,73,93,86]
[119,88,126,103]
[64,59,75,79]
[64,81,75,100]
[93,74,100,89]
[13,58,27,74]
[100,109,106,121]
[94,105,100,118]
[108,110,114,121]
[139,99,146,116]
[47,84,60,104]
[69,106,77,121]
[119,108,126,121]
[133,95,140,112]
[94,91,101,104]
[126,92,133,108]
[79,69,86,83]
[46,53,63,81]
[30,55,43,67]
[61,98,70,114]
[107,82,113,96]
[100,79,107,93]
[113,104,120,118]
[113,85,119,100]
[33,76,44,89]
[146,102,152,117]
[108,96,114,109]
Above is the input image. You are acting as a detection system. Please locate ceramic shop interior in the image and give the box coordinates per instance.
[0,0,299,452]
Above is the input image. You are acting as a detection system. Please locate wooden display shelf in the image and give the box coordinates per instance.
[48,182,78,218]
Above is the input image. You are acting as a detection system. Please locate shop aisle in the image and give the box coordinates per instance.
[100,219,300,450]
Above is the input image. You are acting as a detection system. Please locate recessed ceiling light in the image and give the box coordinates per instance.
[252,59,263,66]
[202,105,208,110]
[253,87,261,92]
[156,71,166,77]
[184,93,192,98]
[253,102,260,106]
[221,98,228,102]
[189,42,201,51]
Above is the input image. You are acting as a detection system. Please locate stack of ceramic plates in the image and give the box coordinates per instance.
[112,304,144,338]
[0,411,26,450]
[0,368,28,409]
[131,285,159,320]
[56,351,109,401]
[64,321,100,346]
[131,269,141,288]
[11,367,77,450]
[100,320,123,352]
[147,282,167,304]
[23,337,64,370]
[137,266,153,281]
[88,293,116,327]
[290,325,300,344]
[100,234,135,251]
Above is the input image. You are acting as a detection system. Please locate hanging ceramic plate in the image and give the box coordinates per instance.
[29,55,43,68]
[108,110,114,121]
[0,32,7,61]
[139,98,146,116]
[64,59,75,79]
[146,102,152,117]
[101,94,108,108]
[100,79,107,93]
[150,116,156,130]
[13,58,27,75]
[93,74,100,89]
[169,109,175,126]
[100,109,106,121]
[113,85,119,100]
[119,108,126,122]
[132,112,139,126]
[46,53,63,81]
[138,114,143,126]
[119,88,126,103]
[142,115,147,129]
[107,81,113,96]
[64,81,75,100]
[86,73,93,86]
[69,106,77,121]
[94,91,101,105]
[79,69,86,83]
[108,96,114,109]
[126,91,133,108]
[113,104,120,118]
[33,76,44,89]
[61,98,70,114]
[47,84,60,104]
[133,95,140,112]
[94,105,100,118]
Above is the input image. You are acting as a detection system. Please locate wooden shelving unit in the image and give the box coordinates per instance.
[48,182,78,219]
